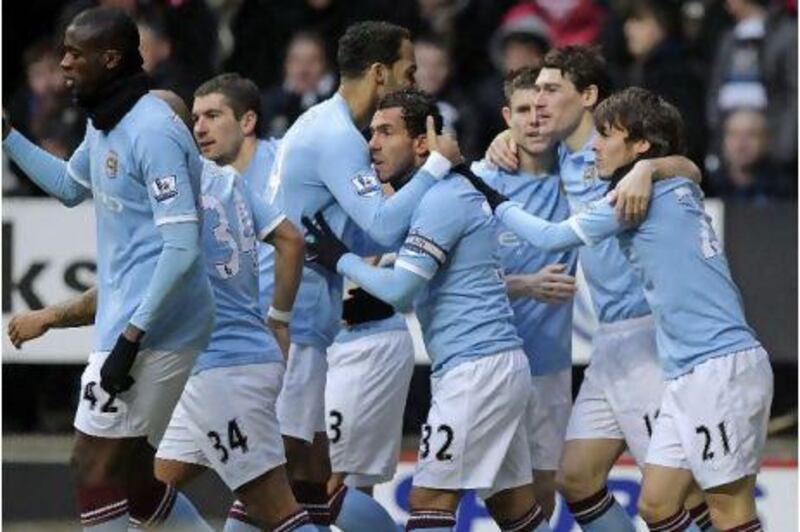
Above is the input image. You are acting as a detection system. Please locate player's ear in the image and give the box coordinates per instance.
[414,133,429,156]
[102,49,122,70]
[371,63,387,86]
[582,84,599,109]
[502,106,512,128]
[240,110,258,136]
[632,138,651,156]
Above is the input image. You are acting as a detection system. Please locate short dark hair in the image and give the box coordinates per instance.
[194,73,262,136]
[70,7,142,72]
[542,45,610,104]
[376,88,442,138]
[135,7,170,42]
[593,87,685,158]
[625,0,681,38]
[337,21,410,79]
[504,66,541,105]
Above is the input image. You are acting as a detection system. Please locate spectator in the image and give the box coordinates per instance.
[707,0,797,171]
[621,0,706,163]
[415,0,511,87]
[707,108,793,201]
[137,6,206,103]
[462,3,551,159]
[261,31,336,138]
[532,0,607,46]
[414,36,467,136]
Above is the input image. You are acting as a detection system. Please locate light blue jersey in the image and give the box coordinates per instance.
[66,94,213,352]
[395,175,522,376]
[193,160,286,374]
[267,93,440,349]
[333,313,407,344]
[473,160,576,376]
[238,138,281,313]
[498,178,761,378]
[557,136,651,323]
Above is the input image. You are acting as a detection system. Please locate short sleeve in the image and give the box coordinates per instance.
[135,124,200,226]
[570,196,624,245]
[249,189,286,240]
[396,191,466,280]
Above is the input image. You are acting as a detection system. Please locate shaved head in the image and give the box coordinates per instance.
[69,7,143,72]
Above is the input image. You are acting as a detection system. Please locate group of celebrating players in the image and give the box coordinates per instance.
[3,5,774,532]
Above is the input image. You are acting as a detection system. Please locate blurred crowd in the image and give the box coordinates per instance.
[3,0,797,202]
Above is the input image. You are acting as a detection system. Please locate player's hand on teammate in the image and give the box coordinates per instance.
[608,159,655,224]
[7,309,57,348]
[525,264,577,303]
[425,115,463,166]
[485,130,519,171]
[100,329,142,394]
[267,319,291,360]
[302,213,350,273]
[453,164,509,212]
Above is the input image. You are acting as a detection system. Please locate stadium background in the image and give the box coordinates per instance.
[2,0,797,529]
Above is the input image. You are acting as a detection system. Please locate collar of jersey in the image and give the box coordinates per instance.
[558,130,597,165]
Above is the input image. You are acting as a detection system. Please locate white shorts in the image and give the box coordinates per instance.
[646,347,773,489]
[527,369,572,471]
[413,350,533,499]
[156,363,287,490]
[276,343,328,443]
[566,315,665,465]
[74,348,199,447]
[326,329,415,487]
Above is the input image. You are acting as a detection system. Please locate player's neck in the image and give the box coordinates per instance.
[338,81,376,130]
[564,112,595,153]
[518,148,554,177]
[231,136,258,174]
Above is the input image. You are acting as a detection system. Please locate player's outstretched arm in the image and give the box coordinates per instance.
[612,156,701,223]
[337,255,426,312]
[506,264,577,304]
[303,214,426,311]
[497,203,584,251]
[2,112,90,207]
[7,287,97,348]
[323,116,463,246]
[265,218,304,358]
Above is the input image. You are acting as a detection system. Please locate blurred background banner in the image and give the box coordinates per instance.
[3,198,741,365]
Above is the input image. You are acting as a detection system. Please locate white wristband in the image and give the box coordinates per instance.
[267,306,292,324]
[422,151,452,180]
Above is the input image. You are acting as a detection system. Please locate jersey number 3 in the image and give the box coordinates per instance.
[420,423,454,461]
[207,418,249,464]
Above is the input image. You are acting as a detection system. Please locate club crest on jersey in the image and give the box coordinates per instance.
[152,175,178,202]
[350,171,382,197]
[105,150,118,178]
[583,163,598,181]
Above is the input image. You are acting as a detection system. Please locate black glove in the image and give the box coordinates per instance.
[453,164,509,212]
[342,287,396,326]
[302,213,350,273]
[100,334,140,394]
